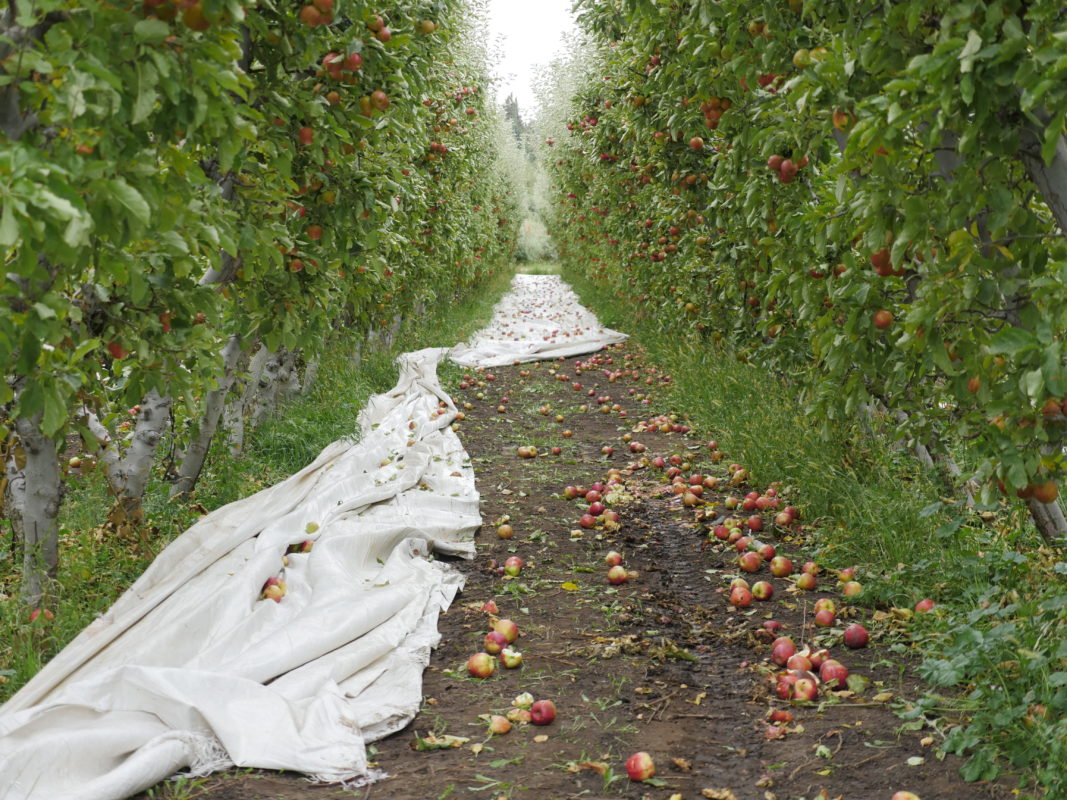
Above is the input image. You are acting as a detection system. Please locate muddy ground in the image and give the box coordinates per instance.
[139,343,1009,800]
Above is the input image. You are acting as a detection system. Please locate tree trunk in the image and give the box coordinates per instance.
[83,389,171,526]
[301,355,320,395]
[1026,496,1067,545]
[3,414,62,606]
[248,346,284,428]
[1019,120,1067,233]
[171,335,243,499]
[224,342,267,456]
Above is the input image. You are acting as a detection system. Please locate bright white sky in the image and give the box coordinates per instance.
[487,0,577,120]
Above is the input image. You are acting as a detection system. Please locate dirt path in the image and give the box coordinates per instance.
[141,343,1009,800]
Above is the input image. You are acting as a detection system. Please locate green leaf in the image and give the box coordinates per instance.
[987,326,1036,357]
[0,202,18,246]
[41,382,68,436]
[133,18,170,44]
[1020,368,1043,402]
[32,302,55,320]
[105,179,150,225]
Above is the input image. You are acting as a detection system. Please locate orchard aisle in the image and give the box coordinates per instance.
[0,275,623,800]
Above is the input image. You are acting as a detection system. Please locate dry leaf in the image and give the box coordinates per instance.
[561,581,579,591]
[872,691,894,703]
[702,789,739,800]
[577,761,608,775]
[469,743,483,755]
[671,757,692,772]
[533,734,548,743]
[692,691,707,705]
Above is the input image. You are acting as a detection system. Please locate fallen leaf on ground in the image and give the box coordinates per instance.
[702,789,739,800]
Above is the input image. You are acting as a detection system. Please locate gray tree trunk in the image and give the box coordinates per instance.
[171,335,243,499]
[4,413,62,605]
[1026,496,1067,545]
[83,389,171,525]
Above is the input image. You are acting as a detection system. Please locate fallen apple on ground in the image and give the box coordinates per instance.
[530,699,556,725]
[625,751,655,781]
[467,652,495,678]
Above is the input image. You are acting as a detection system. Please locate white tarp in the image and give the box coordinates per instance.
[0,274,625,800]
[450,274,627,366]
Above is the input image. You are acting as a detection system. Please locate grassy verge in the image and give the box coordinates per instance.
[0,267,517,703]
[562,264,1067,798]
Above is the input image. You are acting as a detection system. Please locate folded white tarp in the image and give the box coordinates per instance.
[0,274,625,800]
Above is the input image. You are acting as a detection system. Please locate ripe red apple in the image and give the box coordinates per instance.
[752,580,774,600]
[769,556,793,577]
[802,561,819,575]
[774,511,793,526]
[873,310,894,329]
[625,751,656,781]
[814,598,836,614]
[607,565,628,584]
[786,652,812,671]
[481,600,499,614]
[488,715,511,735]
[563,485,579,499]
[841,580,863,596]
[579,513,596,528]
[297,126,314,145]
[530,699,556,725]
[890,792,921,800]
[503,556,523,576]
[739,551,762,573]
[791,676,819,702]
[729,585,753,607]
[843,623,869,649]
[915,598,936,613]
[819,659,849,687]
[605,550,623,567]
[712,524,730,540]
[763,620,783,634]
[771,641,795,666]
[795,572,816,590]
[484,631,508,654]
[467,652,495,678]
[747,514,763,532]
[491,618,520,643]
[814,608,836,627]
[809,648,830,669]
[757,542,776,560]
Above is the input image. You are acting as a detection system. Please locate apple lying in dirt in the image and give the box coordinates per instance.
[491,617,520,643]
[729,585,753,607]
[891,792,921,800]
[819,659,849,687]
[481,600,499,614]
[507,707,532,723]
[795,572,816,591]
[763,620,783,634]
[814,598,836,614]
[607,565,629,584]
[814,608,836,627]
[500,647,523,668]
[563,486,579,499]
[792,677,819,702]
[757,542,776,560]
[739,551,762,572]
[770,556,793,577]
[503,556,524,576]
[484,631,508,654]
[497,524,513,539]
[802,561,819,575]
[625,751,656,781]
[787,652,813,671]
[843,623,869,648]
[752,580,774,600]
[530,699,556,725]
[467,652,495,678]
[579,514,597,528]
[605,550,623,566]
[771,641,796,666]
[488,715,511,735]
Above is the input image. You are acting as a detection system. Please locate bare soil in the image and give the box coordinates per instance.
[138,343,1009,800]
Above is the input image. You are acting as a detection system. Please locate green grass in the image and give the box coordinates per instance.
[561,263,1067,798]
[0,266,517,703]
[515,261,561,275]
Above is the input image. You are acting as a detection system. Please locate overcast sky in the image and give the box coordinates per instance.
[487,0,576,119]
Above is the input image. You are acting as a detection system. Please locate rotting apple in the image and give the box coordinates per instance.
[843,623,869,649]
